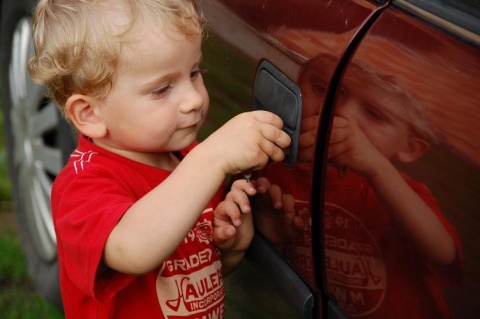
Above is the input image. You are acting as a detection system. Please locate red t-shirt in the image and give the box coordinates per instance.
[51,136,225,319]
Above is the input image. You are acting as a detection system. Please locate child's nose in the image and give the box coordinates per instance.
[335,97,357,122]
[180,84,204,113]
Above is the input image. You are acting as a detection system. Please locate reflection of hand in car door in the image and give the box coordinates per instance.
[252,182,304,253]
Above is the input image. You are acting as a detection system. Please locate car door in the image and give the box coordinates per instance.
[321,1,480,318]
[198,0,388,317]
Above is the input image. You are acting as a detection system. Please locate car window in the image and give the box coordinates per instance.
[394,0,480,42]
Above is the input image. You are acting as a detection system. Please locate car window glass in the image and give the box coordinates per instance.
[398,0,480,16]
[394,0,480,40]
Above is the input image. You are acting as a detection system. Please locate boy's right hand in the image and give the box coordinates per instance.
[203,111,291,176]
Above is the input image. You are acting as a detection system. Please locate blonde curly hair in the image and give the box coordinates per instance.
[28,0,205,116]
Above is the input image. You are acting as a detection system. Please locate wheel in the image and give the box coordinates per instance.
[0,0,76,308]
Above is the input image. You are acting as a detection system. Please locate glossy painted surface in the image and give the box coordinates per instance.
[327,7,480,318]
[200,1,381,317]
[199,0,480,318]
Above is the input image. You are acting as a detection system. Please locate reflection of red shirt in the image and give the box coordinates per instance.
[52,136,225,319]
[324,169,462,319]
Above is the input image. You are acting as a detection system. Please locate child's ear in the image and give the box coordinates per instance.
[65,94,107,138]
[395,137,430,163]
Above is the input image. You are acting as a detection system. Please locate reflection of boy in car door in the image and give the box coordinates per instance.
[324,60,463,319]
[252,52,462,318]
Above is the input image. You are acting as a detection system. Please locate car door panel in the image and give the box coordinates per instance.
[199,0,387,317]
[322,3,480,318]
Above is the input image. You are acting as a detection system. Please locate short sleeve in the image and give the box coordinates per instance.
[53,170,136,301]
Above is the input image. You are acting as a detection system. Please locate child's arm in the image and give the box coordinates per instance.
[329,116,456,265]
[368,160,456,265]
[103,111,291,275]
[213,178,263,275]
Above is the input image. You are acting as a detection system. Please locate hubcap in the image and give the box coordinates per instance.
[9,18,64,262]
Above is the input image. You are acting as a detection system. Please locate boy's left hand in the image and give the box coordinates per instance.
[213,178,270,253]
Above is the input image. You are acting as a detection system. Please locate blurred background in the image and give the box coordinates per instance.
[0,80,63,319]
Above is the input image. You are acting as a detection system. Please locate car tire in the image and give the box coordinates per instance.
[1,0,75,309]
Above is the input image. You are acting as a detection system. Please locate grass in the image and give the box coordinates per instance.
[0,229,63,319]
[0,82,64,317]
[0,87,11,200]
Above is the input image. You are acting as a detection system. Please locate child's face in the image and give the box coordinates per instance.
[334,83,412,160]
[95,28,208,159]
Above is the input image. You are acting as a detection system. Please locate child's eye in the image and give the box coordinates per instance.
[365,104,387,122]
[308,73,327,96]
[191,68,206,80]
[152,85,172,98]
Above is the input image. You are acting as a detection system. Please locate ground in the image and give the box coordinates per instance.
[0,203,16,232]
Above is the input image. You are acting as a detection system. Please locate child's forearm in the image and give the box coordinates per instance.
[369,160,456,265]
[104,145,227,275]
[103,111,290,275]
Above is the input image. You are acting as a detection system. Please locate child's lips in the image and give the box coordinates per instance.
[181,113,204,130]
[185,116,204,129]
[182,120,200,130]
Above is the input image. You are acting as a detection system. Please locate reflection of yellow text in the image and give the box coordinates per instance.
[325,235,375,255]
[327,271,366,286]
[285,248,312,272]
[325,250,385,289]
[332,286,366,307]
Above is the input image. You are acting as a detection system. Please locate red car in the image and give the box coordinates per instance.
[1,0,479,318]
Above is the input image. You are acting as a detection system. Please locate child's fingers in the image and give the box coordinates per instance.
[213,225,237,248]
[215,200,244,226]
[258,136,290,163]
[230,179,257,196]
[267,184,283,209]
[253,177,270,194]
[263,125,292,150]
[293,215,305,231]
[251,112,291,163]
[225,189,252,214]
[332,115,350,128]
[251,110,284,129]
[282,194,296,221]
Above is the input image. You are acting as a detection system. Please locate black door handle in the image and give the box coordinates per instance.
[253,60,302,168]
